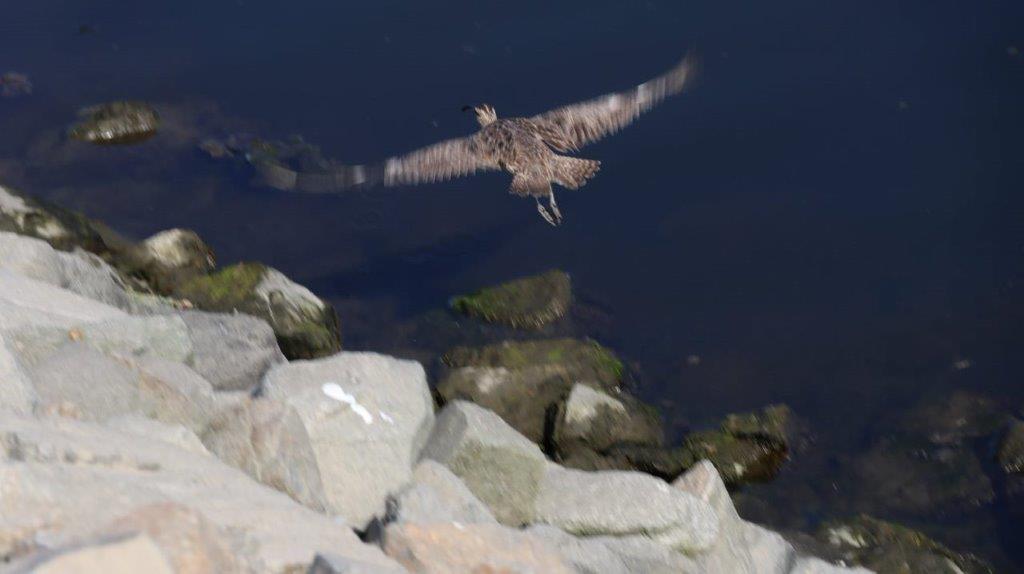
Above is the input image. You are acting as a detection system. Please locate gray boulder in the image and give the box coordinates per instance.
[672,460,794,573]
[527,524,696,574]
[0,415,402,571]
[215,352,435,528]
[178,310,284,391]
[393,460,497,525]
[309,552,410,574]
[382,522,572,574]
[0,231,133,311]
[535,464,719,553]
[419,401,546,526]
[174,263,341,360]
[27,343,216,431]
[0,270,126,331]
[0,332,36,415]
[8,314,192,368]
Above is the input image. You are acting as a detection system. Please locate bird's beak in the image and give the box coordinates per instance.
[461,105,474,112]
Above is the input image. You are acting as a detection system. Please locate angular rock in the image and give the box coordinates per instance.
[179,310,284,391]
[140,229,216,275]
[721,404,795,450]
[393,460,496,525]
[450,270,571,329]
[527,524,696,574]
[0,270,126,331]
[560,442,689,478]
[10,532,175,574]
[309,552,409,574]
[673,461,793,573]
[0,415,401,571]
[0,332,37,415]
[98,503,241,573]
[0,231,133,311]
[232,352,435,527]
[817,514,993,574]
[68,101,160,145]
[553,383,663,455]
[104,416,210,455]
[8,314,192,368]
[535,464,719,553]
[26,343,215,431]
[679,429,787,486]
[789,557,874,574]
[175,263,341,359]
[419,401,546,526]
[437,339,625,444]
[999,419,1024,474]
[383,522,572,574]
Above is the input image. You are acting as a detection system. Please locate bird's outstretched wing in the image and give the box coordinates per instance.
[251,134,499,193]
[529,54,698,152]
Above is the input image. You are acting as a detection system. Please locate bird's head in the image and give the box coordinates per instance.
[462,103,497,127]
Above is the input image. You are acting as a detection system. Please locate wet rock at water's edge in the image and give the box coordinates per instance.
[847,391,1004,516]
[817,514,993,574]
[174,262,341,359]
[437,338,625,443]
[450,270,572,329]
[68,101,160,145]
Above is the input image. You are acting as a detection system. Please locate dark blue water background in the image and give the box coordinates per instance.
[2,0,1022,568]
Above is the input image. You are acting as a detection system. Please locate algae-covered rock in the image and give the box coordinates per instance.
[552,384,664,456]
[679,430,787,485]
[817,515,993,574]
[897,390,1006,447]
[998,419,1024,474]
[451,270,571,329]
[175,263,340,359]
[68,101,160,145]
[722,404,795,449]
[0,184,109,254]
[438,339,626,444]
[443,338,623,388]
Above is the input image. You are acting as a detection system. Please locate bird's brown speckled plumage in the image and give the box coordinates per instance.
[258,54,697,225]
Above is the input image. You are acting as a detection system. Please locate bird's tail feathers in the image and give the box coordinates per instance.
[553,156,601,190]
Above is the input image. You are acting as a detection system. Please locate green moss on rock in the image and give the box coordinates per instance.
[176,263,267,309]
[451,270,571,329]
[443,338,623,388]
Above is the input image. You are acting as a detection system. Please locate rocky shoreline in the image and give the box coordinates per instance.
[0,181,981,573]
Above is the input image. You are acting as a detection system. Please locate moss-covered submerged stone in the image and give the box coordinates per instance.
[175,263,341,360]
[443,338,623,389]
[817,515,993,574]
[679,430,787,485]
[68,101,160,145]
[450,270,571,329]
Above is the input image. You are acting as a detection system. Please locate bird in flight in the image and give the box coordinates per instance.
[253,54,698,226]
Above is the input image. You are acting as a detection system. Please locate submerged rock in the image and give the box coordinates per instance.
[1,72,32,97]
[817,515,993,574]
[437,338,625,444]
[68,101,160,145]
[450,270,572,329]
[0,184,109,254]
[175,262,341,359]
[552,383,664,456]
[998,419,1024,474]
[897,390,1006,447]
[443,338,623,388]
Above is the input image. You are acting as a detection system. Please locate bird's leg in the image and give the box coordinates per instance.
[547,191,562,224]
[535,197,558,226]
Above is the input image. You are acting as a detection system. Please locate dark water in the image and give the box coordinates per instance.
[2,0,1023,569]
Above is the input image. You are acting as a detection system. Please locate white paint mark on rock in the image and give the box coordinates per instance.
[322,382,374,425]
